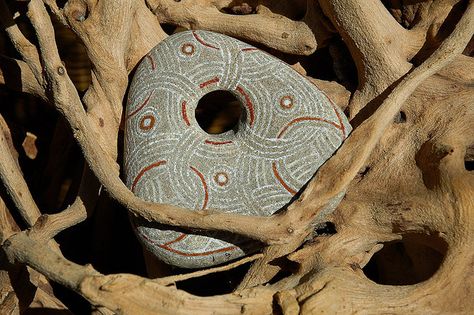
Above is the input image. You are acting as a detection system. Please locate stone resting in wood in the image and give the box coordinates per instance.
[125,30,351,268]
[0,0,473,314]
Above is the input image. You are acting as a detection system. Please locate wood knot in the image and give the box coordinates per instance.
[2,238,12,248]
[228,3,254,15]
[349,262,360,271]
[394,111,407,123]
[57,66,65,75]
[72,10,86,22]
[68,2,89,22]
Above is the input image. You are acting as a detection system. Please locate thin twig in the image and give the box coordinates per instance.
[154,253,264,286]
[28,197,86,242]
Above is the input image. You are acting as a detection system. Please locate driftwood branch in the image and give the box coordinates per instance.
[147,0,318,55]
[0,0,473,313]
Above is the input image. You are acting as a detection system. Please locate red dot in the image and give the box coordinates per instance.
[139,115,155,131]
[280,95,294,109]
[214,172,229,186]
[181,43,195,56]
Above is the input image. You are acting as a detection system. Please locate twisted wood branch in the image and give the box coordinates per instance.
[0,0,473,313]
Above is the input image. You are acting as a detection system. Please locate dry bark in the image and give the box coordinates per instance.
[0,0,473,313]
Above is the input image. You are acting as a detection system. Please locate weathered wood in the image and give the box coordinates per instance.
[0,0,473,313]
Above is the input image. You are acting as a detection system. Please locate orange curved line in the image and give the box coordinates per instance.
[126,90,154,120]
[272,162,297,195]
[204,140,233,145]
[146,54,156,70]
[236,86,255,127]
[308,80,347,139]
[199,77,220,89]
[317,87,347,138]
[330,102,346,138]
[131,160,167,192]
[163,233,187,246]
[190,166,209,210]
[181,100,190,126]
[192,31,220,50]
[277,117,342,139]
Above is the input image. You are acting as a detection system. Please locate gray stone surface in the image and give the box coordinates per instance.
[124,30,351,268]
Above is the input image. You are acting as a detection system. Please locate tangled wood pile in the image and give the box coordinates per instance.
[0,0,473,313]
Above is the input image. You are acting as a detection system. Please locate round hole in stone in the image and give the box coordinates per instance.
[363,232,447,285]
[195,90,243,134]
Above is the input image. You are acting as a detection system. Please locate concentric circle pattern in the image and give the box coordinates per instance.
[124,30,352,268]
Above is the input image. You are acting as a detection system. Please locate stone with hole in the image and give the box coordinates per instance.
[124,30,351,268]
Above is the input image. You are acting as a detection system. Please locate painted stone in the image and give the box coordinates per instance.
[124,30,351,268]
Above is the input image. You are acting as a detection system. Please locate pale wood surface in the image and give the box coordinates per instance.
[0,0,473,313]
